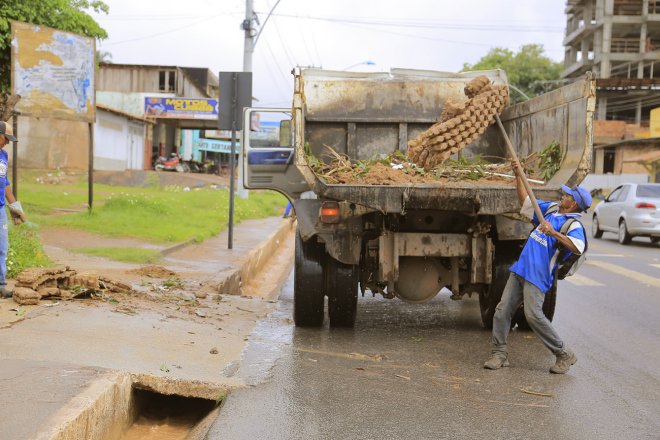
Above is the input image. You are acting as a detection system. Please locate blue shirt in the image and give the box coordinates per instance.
[510,198,586,293]
[0,150,9,207]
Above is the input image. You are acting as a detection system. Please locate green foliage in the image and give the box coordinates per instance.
[537,141,563,181]
[72,247,162,264]
[7,223,52,277]
[25,185,286,243]
[0,0,109,92]
[162,277,184,289]
[462,44,563,103]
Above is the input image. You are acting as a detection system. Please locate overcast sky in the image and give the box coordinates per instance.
[92,0,567,107]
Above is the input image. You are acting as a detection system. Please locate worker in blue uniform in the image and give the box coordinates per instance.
[484,161,591,374]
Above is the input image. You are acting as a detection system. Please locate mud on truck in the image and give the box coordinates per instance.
[241,68,595,329]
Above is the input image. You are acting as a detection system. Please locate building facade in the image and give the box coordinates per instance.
[563,0,660,181]
[97,64,219,167]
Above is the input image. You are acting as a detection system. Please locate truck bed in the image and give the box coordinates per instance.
[293,68,595,215]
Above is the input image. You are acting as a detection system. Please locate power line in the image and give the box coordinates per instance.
[102,12,242,46]
[329,18,496,48]
[255,12,565,33]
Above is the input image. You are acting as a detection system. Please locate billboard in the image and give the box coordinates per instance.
[11,21,95,122]
[144,97,219,119]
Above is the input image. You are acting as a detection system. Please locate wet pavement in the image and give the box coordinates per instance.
[207,231,660,439]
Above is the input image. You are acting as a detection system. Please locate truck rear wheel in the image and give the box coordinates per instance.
[512,281,557,330]
[326,257,359,328]
[480,263,510,329]
[294,233,325,327]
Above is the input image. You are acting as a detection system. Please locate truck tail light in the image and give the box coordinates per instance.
[635,202,656,209]
[320,201,340,223]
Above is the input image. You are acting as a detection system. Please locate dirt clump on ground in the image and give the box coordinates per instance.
[407,75,509,170]
[12,267,132,305]
[128,265,177,278]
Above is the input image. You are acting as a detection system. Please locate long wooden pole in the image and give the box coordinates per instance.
[494,115,545,222]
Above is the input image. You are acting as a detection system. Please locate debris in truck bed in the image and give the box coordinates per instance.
[309,147,550,185]
[308,137,564,186]
[407,75,509,170]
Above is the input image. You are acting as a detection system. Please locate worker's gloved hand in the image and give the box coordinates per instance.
[7,201,26,225]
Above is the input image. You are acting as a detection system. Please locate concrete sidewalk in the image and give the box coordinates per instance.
[0,216,295,439]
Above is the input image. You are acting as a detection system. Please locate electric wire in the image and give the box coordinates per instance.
[261,37,294,94]
[256,12,565,33]
[102,12,242,46]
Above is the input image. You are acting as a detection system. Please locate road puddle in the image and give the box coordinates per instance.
[118,389,217,440]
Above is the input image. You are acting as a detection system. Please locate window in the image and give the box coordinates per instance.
[637,184,660,198]
[158,70,176,92]
[619,185,630,201]
[607,186,622,202]
[603,148,615,174]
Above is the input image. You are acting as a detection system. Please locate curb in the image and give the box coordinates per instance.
[160,237,198,256]
[32,372,133,440]
[215,219,293,296]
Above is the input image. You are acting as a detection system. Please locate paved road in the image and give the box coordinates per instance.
[207,225,660,440]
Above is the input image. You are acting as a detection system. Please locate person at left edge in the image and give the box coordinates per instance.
[0,121,26,299]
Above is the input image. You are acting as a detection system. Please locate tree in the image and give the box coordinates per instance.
[96,49,113,65]
[0,0,109,93]
[462,44,563,103]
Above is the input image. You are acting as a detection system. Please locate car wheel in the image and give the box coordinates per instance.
[651,237,660,244]
[592,215,603,238]
[618,220,632,245]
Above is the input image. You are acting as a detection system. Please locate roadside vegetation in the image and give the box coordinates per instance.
[7,224,52,278]
[8,171,286,269]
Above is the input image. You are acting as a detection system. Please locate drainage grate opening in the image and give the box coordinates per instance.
[119,388,218,440]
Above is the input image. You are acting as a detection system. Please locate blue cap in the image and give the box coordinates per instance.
[561,184,592,212]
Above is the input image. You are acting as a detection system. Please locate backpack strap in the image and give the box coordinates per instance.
[559,217,588,253]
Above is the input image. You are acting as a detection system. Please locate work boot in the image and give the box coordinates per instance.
[0,287,12,299]
[550,349,577,374]
[484,353,509,370]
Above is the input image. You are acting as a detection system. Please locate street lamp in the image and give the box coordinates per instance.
[342,60,376,71]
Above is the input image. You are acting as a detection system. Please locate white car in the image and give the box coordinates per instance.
[592,183,660,244]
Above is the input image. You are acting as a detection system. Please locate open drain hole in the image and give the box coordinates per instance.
[119,388,219,440]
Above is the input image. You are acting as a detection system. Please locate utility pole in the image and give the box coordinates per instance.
[238,0,282,199]
[242,0,255,72]
[237,0,255,199]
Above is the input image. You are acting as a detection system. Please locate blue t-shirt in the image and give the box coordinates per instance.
[510,198,586,293]
[0,150,9,206]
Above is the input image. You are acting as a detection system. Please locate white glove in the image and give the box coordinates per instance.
[8,201,26,225]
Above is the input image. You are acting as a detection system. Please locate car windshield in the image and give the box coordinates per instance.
[636,185,660,198]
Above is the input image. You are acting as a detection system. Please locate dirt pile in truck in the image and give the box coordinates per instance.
[407,75,509,170]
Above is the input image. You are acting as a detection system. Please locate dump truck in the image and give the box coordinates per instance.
[241,67,595,328]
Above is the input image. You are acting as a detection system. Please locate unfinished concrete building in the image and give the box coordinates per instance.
[563,0,660,181]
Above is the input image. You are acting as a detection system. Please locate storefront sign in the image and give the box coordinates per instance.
[144,97,218,119]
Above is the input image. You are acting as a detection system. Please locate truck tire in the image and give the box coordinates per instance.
[294,233,325,327]
[512,280,557,330]
[479,263,510,329]
[326,257,359,328]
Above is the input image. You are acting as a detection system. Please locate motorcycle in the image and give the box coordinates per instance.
[153,153,190,173]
